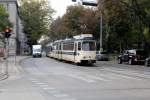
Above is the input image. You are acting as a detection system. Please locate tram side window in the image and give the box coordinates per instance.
[78,42,81,51]
[56,44,59,50]
[63,43,74,51]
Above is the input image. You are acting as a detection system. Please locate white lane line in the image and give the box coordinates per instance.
[39,84,49,87]
[61,99,76,100]
[35,82,46,85]
[117,74,142,80]
[48,90,60,94]
[75,76,96,83]
[54,94,69,98]
[102,68,143,80]
[68,74,96,83]
[28,78,38,81]
[84,74,110,82]
[43,87,56,90]
[31,80,40,83]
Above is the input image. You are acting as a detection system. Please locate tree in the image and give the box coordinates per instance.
[98,0,132,52]
[48,5,99,40]
[0,4,12,32]
[20,0,55,45]
[0,4,12,47]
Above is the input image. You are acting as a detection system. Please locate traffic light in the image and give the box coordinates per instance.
[3,28,12,38]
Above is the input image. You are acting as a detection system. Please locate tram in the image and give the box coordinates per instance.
[47,34,96,65]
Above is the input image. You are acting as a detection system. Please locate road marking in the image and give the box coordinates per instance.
[54,94,69,97]
[68,74,96,83]
[102,67,143,80]
[84,74,110,82]
[28,78,37,81]
[31,80,40,83]
[61,99,76,100]
[48,90,60,94]
[43,87,56,90]
[35,82,45,85]
[39,84,49,87]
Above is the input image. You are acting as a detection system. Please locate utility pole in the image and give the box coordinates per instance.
[100,11,103,51]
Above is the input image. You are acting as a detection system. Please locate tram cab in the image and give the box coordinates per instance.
[72,34,96,64]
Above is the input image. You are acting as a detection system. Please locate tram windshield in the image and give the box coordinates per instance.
[82,41,96,51]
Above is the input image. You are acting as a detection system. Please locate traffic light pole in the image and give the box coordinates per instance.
[5,38,9,76]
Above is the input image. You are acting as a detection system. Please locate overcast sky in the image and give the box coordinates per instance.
[49,0,76,18]
[49,0,97,18]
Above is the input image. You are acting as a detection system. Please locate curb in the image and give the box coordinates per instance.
[16,56,31,74]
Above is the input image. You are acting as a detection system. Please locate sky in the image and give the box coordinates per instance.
[49,0,77,18]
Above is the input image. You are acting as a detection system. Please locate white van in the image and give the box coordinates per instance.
[32,45,42,57]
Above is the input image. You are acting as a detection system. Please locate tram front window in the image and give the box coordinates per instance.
[82,41,96,51]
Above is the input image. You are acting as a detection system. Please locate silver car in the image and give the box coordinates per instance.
[96,51,109,61]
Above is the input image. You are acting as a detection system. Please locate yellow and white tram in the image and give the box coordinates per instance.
[48,34,96,65]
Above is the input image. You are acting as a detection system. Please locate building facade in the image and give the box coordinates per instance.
[0,0,26,55]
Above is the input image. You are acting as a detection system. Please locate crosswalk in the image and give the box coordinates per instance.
[50,68,150,83]
[25,65,150,83]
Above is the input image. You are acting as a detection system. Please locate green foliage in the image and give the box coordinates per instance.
[0,4,12,43]
[49,5,99,40]
[98,0,150,52]
[20,0,55,45]
[0,4,12,32]
[49,0,150,53]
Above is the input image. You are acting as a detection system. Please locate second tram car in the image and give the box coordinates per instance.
[48,34,96,65]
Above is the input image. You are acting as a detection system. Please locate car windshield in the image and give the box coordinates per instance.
[101,52,107,54]
[33,49,41,52]
[82,41,96,51]
[128,50,136,54]
[136,50,146,55]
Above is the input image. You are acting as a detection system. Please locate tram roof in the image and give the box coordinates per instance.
[53,37,95,43]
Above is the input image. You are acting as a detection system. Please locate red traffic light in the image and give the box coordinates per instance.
[4,28,12,33]
[3,27,12,38]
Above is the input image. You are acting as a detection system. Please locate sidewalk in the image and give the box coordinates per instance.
[0,56,47,100]
[0,56,27,80]
[0,59,8,80]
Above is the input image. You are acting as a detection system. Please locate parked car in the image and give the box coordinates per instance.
[145,57,150,67]
[96,51,109,61]
[118,49,148,65]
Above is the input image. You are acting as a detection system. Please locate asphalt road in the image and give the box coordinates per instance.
[1,57,150,100]
[22,57,150,100]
